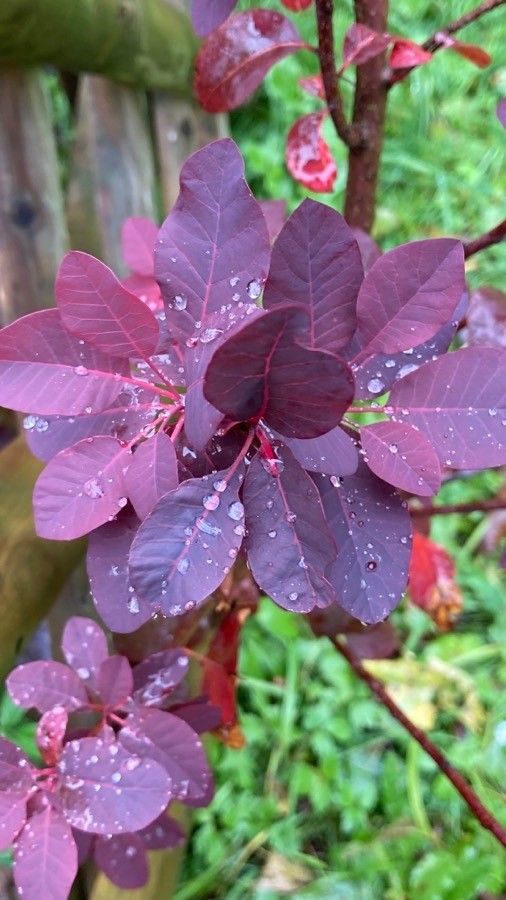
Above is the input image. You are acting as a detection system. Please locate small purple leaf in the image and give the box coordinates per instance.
[94,833,148,889]
[59,737,172,835]
[62,617,108,687]
[132,650,189,708]
[243,446,337,613]
[56,251,159,360]
[121,217,158,277]
[97,656,133,708]
[263,198,363,353]
[13,809,78,900]
[361,420,441,496]
[274,425,359,476]
[33,436,130,540]
[125,431,178,520]
[7,662,88,714]
[139,812,185,850]
[36,708,68,767]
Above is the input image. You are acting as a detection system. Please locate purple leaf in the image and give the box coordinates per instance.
[352,228,382,273]
[389,347,506,469]
[354,239,465,358]
[467,286,506,348]
[155,139,270,340]
[263,199,363,353]
[0,309,132,416]
[129,467,245,615]
[361,420,441,496]
[97,656,133,708]
[7,662,88,713]
[276,425,359,476]
[119,708,212,806]
[13,809,78,900]
[132,650,189,708]
[170,699,221,734]
[243,446,337,612]
[33,436,130,540]
[36,708,68,767]
[24,385,161,463]
[58,737,172,835]
[259,199,286,243]
[121,217,158,277]
[0,793,27,851]
[56,251,159,360]
[139,812,185,850]
[341,23,390,70]
[125,431,178,520]
[87,509,153,633]
[204,305,354,438]
[94,833,148,889]
[195,10,306,112]
[316,463,412,623]
[62,617,108,687]
[0,738,33,793]
[191,0,238,36]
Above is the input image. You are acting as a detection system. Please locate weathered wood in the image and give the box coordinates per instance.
[153,96,228,211]
[0,69,68,324]
[66,76,157,274]
[0,0,196,95]
[0,438,85,679]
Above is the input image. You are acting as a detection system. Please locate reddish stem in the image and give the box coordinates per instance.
[410,497,506,517]
[463,218,506,258]
[334,638,506,848]
[314,0,362,148]
[423,0,506,52]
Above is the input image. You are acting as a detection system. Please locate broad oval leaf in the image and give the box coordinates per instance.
[97,656,133,708]
[389,38,432,69]
[0,793,27,851]
[316,463,412,623]
[259,199,286,242]
[204,305,354,438]
[58,737,172,835]
[132,650,189,708]
[121,217,158,277]
[7,662,88,714]
[62,617,108,689]
[243,447,337,613]
[33,436,131,540]
[264,199,363,352]
[195,10,305,112]
[125,431,178,521]
[341,23,390,71]
[14,809,78,900]
[155,139,270,341]
[94,833,148,889]
[286,112,337,193]
[444,39,491,68]
[36,708,68,767]
[354,239,465,358]
[277,425,359,476]
[128,468,245,615]
[352,228,382,273]
[389,347,506,469]
[56,251,159,360]
[191,0,238,36]
[0,309,132,416]
[87,509,153,633]
[361,420,441,496]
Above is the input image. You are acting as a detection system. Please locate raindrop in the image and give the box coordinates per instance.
[174,295,187,311]
[388,443,398,454]
[84,478,104,499]
[22,415,37,431]
[227,500,244,521]
[177,558,189,575]
[366,560,377,571]
[247,279,261,300]
[196,517,221,536]
[203,494,220,511]
[397,363,418,379]
[488,408,497,417]
[298,556,307,569]
[229,276,239,287]
[199,327,222,344]
[73,365,89,376]
[213,479,227,492]
[268,530,277,539]
[330,475,342,487]
[76,667,90,680]
[111,772,122,784]
[367,378,384,394]
[385,359,396,369]
[286,511,297,524]
[234,524,245,537]
[127,596,140,614]
[288,592,298,602]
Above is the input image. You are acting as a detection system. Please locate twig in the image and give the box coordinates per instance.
[410,498,506,517]
[463,218,506,258]
[423,0,506,52]
[334,638,506,848]
[314,0,362,148]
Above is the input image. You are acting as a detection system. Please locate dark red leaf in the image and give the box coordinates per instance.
[119,708,212,807]
[56,252,159,360]
[341,24,390,71]
[281,0,313,9]
[443,38,491,68]
[36,708,68,767]
[409,533,462,630]
[132,650,189,708]
[170,700,222,734]
[122,273,162,313]
[259,199,287,242]
[0,793,27,852]
[361,420,441,496]
[316,462,412,623]
[121,217,158,277]
[389,38,432,69]
[7,662,88,714]
[58,737,172,834]
[0,309,132,417]
[264,199,363,352]
[347,622,400,659]
[389,347,506,469]
[62,617,108,687]
[97,656,133,708]
[467,286,506,348]
[13,808,78,900]
[273,425,359,476]
[155,139,270,342]
[94,833,148,889]
[139,812,185,850]
[195,10,305,112]
[33,436,130,540]
[201,659,237,728]
[286,112,337,193]
[87,509,153,633]
[497,98,506,129]
[204,305,354,438]
[352,228,382,273]
[354,239,465,358]
[243,446,337,612]
[125,431,178,520]
[128,467,245,615]
[190,0,238,36]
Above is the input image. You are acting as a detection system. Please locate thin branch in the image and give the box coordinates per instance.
[334,638,506,849]
[410,497,506,517]
[423,0,506,52]
[314,0,362,148]
[463,218,506,258]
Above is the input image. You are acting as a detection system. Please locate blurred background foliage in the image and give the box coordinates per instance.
[3,1,504,897]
